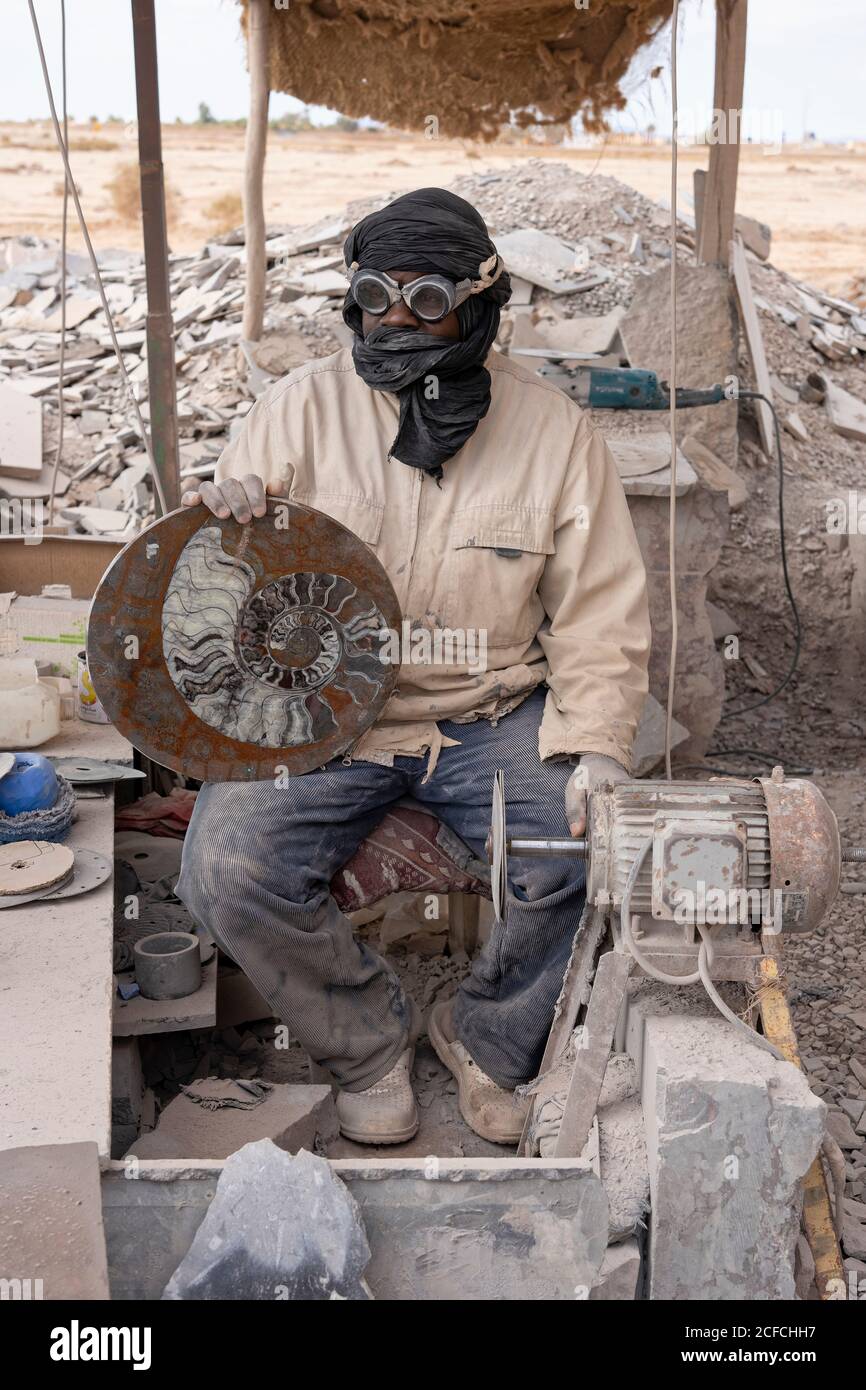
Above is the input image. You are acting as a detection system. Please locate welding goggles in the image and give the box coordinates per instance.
[348,254,503,324]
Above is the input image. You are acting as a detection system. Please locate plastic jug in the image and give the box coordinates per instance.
[0,659,61,749]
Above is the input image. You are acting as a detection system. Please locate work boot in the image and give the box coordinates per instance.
[428,999,528,1145]
[335,1048,419,1145]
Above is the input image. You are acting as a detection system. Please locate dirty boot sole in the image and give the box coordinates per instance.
[337,1114,420,1145]
[427,1004,524,1145]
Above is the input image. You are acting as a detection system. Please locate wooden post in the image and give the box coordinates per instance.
[242,0,270,343]
[131,0,180,513]
[697,0,748,267]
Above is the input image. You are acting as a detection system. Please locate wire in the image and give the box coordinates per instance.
[710,747,812,772]
[619,843,786,1061]
[48,0,68,528]
[721,391,801,718]
[27,0,169,516]
[664,0,681,781]
[673,748,813,778]
[620,838,705,987]
[695,922,786,1061]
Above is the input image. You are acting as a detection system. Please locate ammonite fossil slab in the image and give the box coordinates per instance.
[87,500,401,781]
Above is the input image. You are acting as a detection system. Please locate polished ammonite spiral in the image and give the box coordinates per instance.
[162,525,390,749]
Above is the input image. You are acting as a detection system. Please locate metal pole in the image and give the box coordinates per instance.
[131,0,180,513]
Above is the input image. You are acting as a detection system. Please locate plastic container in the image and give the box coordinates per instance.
[0,659,61,749]
[0,752,59,817]
[77,650,110,724]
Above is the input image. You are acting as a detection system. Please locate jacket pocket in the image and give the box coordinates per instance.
[446,505,555,649]
[289,491,384,547]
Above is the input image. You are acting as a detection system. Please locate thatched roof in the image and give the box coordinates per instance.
[239,0,675,140]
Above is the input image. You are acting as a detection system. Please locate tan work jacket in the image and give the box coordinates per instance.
[215,347,651,773]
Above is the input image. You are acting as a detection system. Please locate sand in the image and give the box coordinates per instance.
[1,122,863,297]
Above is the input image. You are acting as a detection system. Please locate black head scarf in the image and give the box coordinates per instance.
[342,188,511,481]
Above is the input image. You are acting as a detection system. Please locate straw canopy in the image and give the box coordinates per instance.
[239,0,675,140]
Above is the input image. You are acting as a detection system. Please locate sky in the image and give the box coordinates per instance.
[4,0,865,143]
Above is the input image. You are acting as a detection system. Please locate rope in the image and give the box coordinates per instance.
[48,0,68,528]
[27,0,168,516]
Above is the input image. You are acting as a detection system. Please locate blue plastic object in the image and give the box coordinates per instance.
[0,752,59,817]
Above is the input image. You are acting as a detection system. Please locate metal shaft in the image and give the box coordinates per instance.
[507,840,866,862]
[506,837,588,857]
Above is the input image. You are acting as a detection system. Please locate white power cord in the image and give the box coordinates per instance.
[619,838,785,1060]
[28,0,168,517]
[620,838,705,986]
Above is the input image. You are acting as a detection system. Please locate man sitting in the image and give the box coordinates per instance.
[177,187,650,1146]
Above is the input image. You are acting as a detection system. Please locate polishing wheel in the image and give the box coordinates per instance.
[87,500,402,781]
[0,840,75,897]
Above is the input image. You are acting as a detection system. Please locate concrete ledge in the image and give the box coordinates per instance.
[0,795,115,1157]
[102,1156,608,1301]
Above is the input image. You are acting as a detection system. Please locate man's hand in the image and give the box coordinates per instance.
[181,474,284,522]
[566,753,629,836]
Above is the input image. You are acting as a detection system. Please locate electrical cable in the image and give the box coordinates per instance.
[619,842,787,1060]
[721,391,801,719]
[27,0,168,516]
[695,922,786,1061]
[48,0,68,528]
[709,747,812,772]
[664,0,681,781]
[620,839,705,987]
[674,748,813,778]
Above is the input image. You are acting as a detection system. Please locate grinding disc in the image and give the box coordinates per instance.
[490,769,508,924]
[87,500,401,781]
[49,758,146,784]
[0,848,112,909]
[0,840,75,896]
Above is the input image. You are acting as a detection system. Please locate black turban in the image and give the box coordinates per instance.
[341,188,511,481]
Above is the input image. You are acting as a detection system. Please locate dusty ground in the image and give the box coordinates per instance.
[1,122,865,296]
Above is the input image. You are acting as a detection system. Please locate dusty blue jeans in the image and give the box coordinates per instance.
[177,688,585,1091]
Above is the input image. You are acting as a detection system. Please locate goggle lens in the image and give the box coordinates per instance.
[354,278,391,315]
[408,283,451,321]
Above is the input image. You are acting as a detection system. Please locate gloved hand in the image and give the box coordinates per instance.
[566,753,630,836]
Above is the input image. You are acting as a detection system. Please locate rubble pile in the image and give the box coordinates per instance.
[1,159,863,541]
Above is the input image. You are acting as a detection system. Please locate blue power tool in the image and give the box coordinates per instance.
[536,363,726,411]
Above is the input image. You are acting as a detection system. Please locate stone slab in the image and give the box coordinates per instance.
[632,1006,825,1300]
[0,1141,109,1299]
[113,954,218,1038]
[590,1237,642,1300]
[619,264,739,465]
[125,1082,338,1160]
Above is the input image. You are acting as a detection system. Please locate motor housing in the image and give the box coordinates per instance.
[586,771,840,935]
